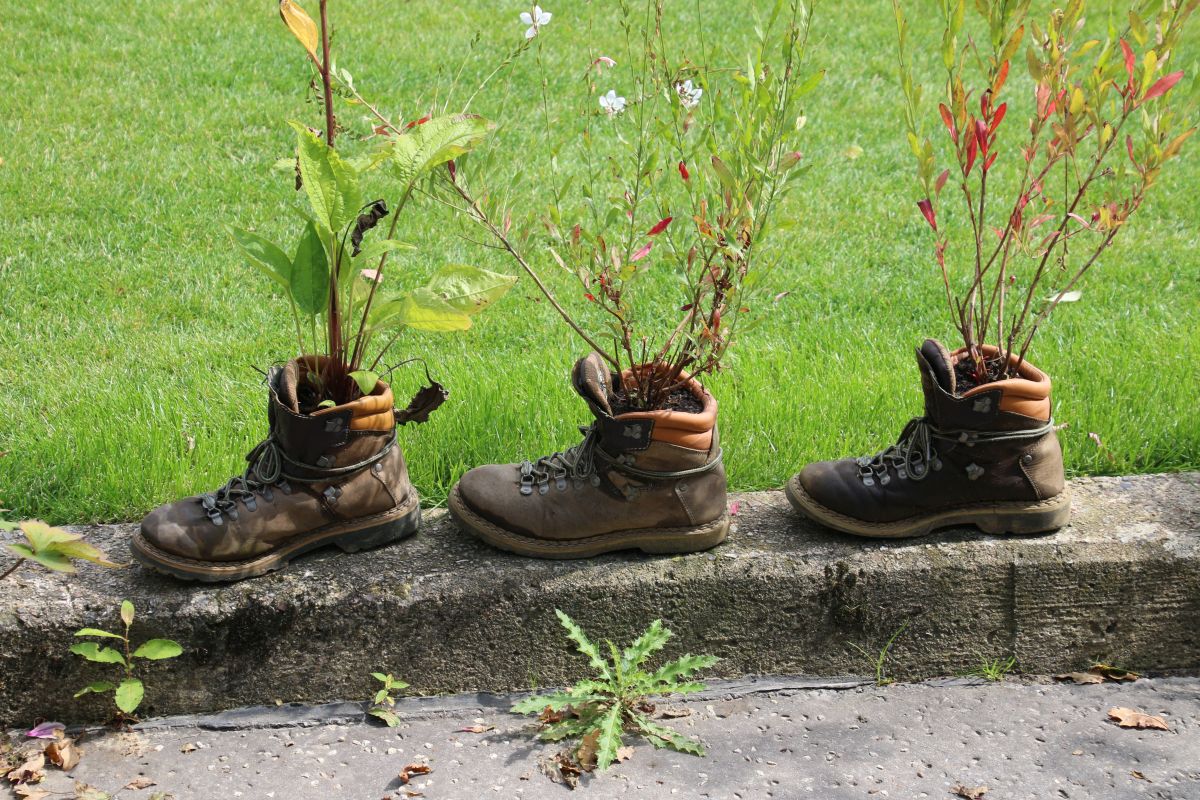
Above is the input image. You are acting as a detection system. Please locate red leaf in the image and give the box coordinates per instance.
[993,60,1010,94]
[984,151,997,172]
[647,217,673,236]
[939,103,957,141]
[631,241,652,262]
[935,169,950,194]
[678,161,690,181]
[965,133,978,175]
[584,293,597,302]
[680,303,694,312]
[990,102,1007,134]
[446,160,456,180]
[1126,134,1136,164]
[975,119,990,153]
[917,198,937,232]
[1142,71,1184,102]
[1120,39,1136,86]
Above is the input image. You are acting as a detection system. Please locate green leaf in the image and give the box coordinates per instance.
[75,628,123,639]
[621,619,670,673]
[0,520,19,531]
[291,220,330,316]
[74,681,116,698]
[51,539,123,568]
[115,678,144,714]
[422,264,516,317]
[710,155,737,193]
[132,639,183,660]
[555,610,612,681]
[120,600,135,627]
[371,672,390,683]
[348,370,380,396]
[20,520,78,552]
[539,715,597,742]
[290,121,363,233]
[388,114,494,188]
[70,642,126,665]
[352,238,415,264]
[632,713,706,756]
[229,226,293,290]
[370,290,472,332]
[512,691,583,715]
[594,703,625,770]
[649,654,718,688]
[27,547,75,572]
[369,707,402,727]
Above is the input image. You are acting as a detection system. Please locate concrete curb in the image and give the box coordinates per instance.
[2,473,1198,724]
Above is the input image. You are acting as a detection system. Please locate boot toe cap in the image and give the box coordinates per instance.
[139,501,205,560]
[797,459,865,518]
[455,464,541,537]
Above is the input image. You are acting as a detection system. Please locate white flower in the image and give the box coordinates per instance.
[599,89,627,116]
[520,5,552,39]
[676,79,703,109]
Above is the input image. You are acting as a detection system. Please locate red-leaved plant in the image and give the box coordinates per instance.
[893,0,1197,386]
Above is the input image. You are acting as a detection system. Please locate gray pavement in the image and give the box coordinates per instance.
[8,677,1199,799]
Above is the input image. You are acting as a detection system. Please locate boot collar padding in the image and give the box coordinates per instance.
[954,345,1052,421]
[283,356,397,432]
[615,373,717,452]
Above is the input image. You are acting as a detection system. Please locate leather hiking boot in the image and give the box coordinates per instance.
[787,339,1070,538]
[133,357,420,581]
[449,353,729,558]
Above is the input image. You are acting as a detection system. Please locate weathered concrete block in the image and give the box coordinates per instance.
[1,473,1197,724]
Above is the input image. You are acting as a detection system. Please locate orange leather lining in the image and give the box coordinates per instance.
[955,345,1052,421]
[297,356,396,431]
[615,370,717,451]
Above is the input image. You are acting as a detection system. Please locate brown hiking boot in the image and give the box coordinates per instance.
[132,357,420,581]
[787,339,1070,538]
[448,353,729,558]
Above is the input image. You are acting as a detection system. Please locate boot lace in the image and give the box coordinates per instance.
[200,436,290,524]
[519,425,600,495]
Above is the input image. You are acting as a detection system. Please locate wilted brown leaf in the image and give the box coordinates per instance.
[1108,707,1170,730]
[278,0,320,62]
[614,746,634,763]
[1131,770,1149,781]
[1054,672,1105,685]
[951,784,988,799]
[73,781,110,800]
[657,706,692,719]
[537,706,567,726]
[1091,664,1138,682]
[576,730,600,772]
[538,751,582,790]
[6,753,45,784]
[124,776,156,790]
[397,763,432,786]
[45,736,80,771]
[457,725,494,734]
[178,743,197,754]
[14,785,51,800]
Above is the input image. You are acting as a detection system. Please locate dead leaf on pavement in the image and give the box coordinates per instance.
[397,763,432,786]
[1054,671,1105,685]
[1091,664,1138,682]
[1108,707,1170,730]
[14,785,51,800]
[457,725,494,734]
[538,751,582,789]
[614,745,634,763]
[6,753,45,784]
[657,706,692,719]
[576,730,600,772]
[537,706,567,726]
[73,781,111,800]
[1131,770,1150,781]
[124,776,156,790]
[148,793,175,800]
[951,784,988,799]
[45,736,81,771]
[178,743,197,754]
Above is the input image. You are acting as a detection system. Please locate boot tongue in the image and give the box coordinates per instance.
[919,338,956,396]
[273,362,302,413]
[571,352,614,417]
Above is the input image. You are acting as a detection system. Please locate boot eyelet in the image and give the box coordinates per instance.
[373,463,384,474]
[1021,454,1034,466]
[678,482,688,492]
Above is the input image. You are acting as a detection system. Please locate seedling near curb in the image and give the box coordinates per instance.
[71,600,182,721]
[967,654,1019,682]
[850,621,909,687]
[367,671,410,727]
[1,519,121,581]
[512,611,717,771]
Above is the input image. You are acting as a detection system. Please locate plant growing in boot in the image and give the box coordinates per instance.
[71,601,182,722]
[512,611,717,771]
[446,0,820,557]
[1,519,121,581]
[787,0,1197,539]
[132,0,515,580]
[367,671,410,727]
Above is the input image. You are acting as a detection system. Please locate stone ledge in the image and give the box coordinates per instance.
[1,473,1197,724]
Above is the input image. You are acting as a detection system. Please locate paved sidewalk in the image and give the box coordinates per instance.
[9,677,1199,799]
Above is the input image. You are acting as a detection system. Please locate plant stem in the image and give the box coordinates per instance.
[0,558,24,582]
[318,0,335,148]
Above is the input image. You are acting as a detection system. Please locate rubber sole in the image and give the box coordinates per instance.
[784,475,1071,539]
[130,492,421,582]
[447,483,729,559]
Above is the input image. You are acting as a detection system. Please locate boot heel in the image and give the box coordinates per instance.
[335,508,421,553]
[976,494,1071,535]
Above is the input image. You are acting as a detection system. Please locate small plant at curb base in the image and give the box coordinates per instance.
[512,611,717,771]
[1,518,122,581]
[71,600,182,722]
[892,0,1197,385]
[367,671,410,727]
[966,654,1019,682]
[850,621,909,687]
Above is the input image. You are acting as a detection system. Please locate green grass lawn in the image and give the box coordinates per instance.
[1,0,1197,524]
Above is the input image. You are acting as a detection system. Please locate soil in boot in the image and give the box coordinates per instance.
[132,357,420,581]
[449,353,728,558]
[787,339,1069,538]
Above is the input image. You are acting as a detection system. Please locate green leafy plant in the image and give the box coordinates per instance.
[512,610,717,771]
[367,671,410,727]
[849,620,909,687]
[443,0,820,410]
[232,1,516,408]
[967,654,1019,682]
[1,518,121,581]
[893,0,1197,385]
[71,600,182,720]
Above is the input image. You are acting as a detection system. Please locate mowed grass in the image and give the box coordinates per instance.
[0,0,1197,523]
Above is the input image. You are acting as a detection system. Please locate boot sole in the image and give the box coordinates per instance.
[130,492,421,582]
[784,475,1071,539]
[448,484,729,559]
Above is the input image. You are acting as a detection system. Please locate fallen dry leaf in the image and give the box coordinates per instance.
[657,706,692,719]
[73,781,110,800]
[1131,770,1149,781]
[397,763,432,786]
[614,745,634,763]
[1092,664,1139,682]
[537,706,567,726]
[14,785,51,800]
[538,751,583,789]
[124,776,156,790]
[6,753,45,784]
[457,725,494,734]
[45,736,81,771]
[576,730,600,772]
[951,784,988,799]
[1109,707,1170,730]
[178,743,197,754]
[1054,671,1105,685]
